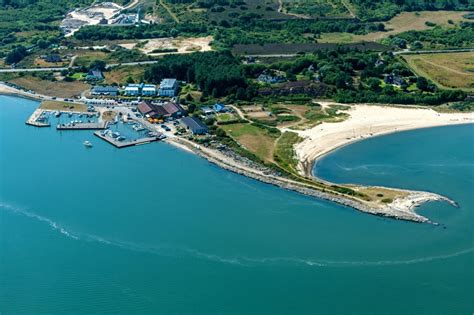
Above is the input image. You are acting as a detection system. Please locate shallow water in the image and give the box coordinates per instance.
[1,95,473,314]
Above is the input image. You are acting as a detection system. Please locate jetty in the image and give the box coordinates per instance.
[25,109,50,127]
[57,121,108,130]
[94,131,161,148]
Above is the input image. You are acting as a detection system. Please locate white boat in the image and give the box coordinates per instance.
[83,141,93,148]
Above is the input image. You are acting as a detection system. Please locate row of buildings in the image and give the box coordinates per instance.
[137,101,208,135]
[91,79,179,97]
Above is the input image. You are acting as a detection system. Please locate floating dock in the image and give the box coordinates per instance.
[94,131,160,148]
[57,121,108,130]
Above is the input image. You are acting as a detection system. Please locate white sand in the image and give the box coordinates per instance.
[292,103,474,176]
[119,36,213,55]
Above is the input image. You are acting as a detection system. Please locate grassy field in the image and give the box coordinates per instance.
[104,65,147,85]
[216,113,239,123]
[274,131,303,173]
[281,0,351,18]
[40,100,88,112]
[221,123,280,162]
[10,76,89,98]
[319,10,470,43]
[73,50,110,67]
[403,52,474,91]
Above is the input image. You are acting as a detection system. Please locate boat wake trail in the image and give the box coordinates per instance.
[1,202,473,268]
[0,202,79,240]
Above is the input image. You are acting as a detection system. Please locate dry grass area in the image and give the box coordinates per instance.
[10,77,89,98]
[221,123,278,162]
[40,100,88,112]
[104,65,146,85]
[101,110,117,122]
[353,186,409,205]
[119,36,213,55]
[32,58,69,68]
[403,52,474,91]
[319,10,470,43]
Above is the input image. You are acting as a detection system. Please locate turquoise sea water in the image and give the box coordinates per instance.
[1,95,473,314]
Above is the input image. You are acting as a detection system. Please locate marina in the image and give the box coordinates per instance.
[25,109,50,127]
[94,130,160,148]
[24,106,162,148]
[57,121,108,130]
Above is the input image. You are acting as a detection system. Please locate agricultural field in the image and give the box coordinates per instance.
[318,11,470,43]
[403,52,474,91]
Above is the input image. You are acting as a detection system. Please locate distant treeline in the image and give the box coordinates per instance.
[232,42,389,55]
[351,0,474,21]
[74,18,386,48]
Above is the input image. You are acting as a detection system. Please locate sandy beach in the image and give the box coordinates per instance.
[292,103,474,176]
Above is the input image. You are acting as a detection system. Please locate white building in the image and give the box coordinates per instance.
[142,84,157,96]
[124,84,140,96]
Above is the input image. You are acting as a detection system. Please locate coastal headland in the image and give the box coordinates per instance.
[2,83,473,223]
[168,103,473,223]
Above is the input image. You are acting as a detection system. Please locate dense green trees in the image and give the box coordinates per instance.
[144,51,248,97]
[5,45,27,64]
[351,0,474,21]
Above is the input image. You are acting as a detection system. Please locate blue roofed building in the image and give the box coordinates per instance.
[158,78,179,97]
[213,103,227,113]
[91,85,119,96]
[86,69,104,81]
[180,116,208,135]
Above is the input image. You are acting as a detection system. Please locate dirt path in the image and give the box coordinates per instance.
[341,0,356,18]
[159,0,179,23]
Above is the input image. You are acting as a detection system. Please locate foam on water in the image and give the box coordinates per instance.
[2,202,472,268]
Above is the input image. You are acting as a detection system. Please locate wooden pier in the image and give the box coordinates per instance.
[57,121,108,130]
[94,131,160,148]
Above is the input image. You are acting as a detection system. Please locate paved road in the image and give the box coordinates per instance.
[0,60,163,73]
[394,48,474,55]
[0,67,71,73]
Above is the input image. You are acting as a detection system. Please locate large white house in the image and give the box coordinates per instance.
[158,79,178,97]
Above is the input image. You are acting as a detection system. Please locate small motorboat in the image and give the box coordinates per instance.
[83,141,93,148]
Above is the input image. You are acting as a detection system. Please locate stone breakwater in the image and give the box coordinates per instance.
[169,139,457,224]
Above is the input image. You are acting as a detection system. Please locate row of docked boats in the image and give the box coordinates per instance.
[100,129,127,142]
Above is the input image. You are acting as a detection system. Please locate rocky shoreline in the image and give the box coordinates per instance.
[168,138,456,224]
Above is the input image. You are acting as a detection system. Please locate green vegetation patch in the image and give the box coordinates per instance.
[221,122,280,162]
[274,131,303,173]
